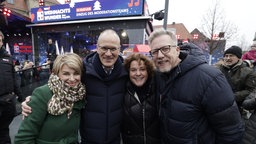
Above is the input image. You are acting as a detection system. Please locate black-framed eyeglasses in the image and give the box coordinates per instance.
[149,45,176,57]
[98,45,119,53]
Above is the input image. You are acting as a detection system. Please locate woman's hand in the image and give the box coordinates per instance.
[21,96,32,119]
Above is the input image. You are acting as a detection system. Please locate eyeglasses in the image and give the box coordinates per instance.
[149,45,176,57]
[98,45,119,53]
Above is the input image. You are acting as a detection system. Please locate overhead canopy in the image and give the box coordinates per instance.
[133,44,150,53]
[0,9,31,35]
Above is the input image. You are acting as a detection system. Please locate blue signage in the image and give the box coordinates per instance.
[31,0,144,23]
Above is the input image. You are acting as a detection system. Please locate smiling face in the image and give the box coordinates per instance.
[223,54,239,66]
[129,60,148,87]
[52,53,83,87]
[96,30,121,68]
[58,65,81,87]
[150,34,180,72]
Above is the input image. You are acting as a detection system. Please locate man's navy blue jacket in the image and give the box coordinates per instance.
[156,43,244,144]
[80,52,128,144]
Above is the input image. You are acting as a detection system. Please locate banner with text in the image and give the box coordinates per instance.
[31,0,144,23]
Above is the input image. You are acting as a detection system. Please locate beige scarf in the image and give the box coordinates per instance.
[47,74,86,119]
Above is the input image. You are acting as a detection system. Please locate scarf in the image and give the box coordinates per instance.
[47,74,86,119]
[93,53,123,81]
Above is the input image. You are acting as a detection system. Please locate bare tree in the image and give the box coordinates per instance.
[200,0,238,65]
[238,35,251,51]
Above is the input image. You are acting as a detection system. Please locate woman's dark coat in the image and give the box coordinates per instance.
[122,79,160,144]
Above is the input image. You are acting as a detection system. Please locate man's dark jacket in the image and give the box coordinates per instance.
[218,60,256,108]
[80,52,128,144]
[156,43,244,144]
[0,47,22,99]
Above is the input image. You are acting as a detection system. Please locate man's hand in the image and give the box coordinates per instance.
[21,96,32,119]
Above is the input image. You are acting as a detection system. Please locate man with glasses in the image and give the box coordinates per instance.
[79,29,128,144]
[148,28,244,144]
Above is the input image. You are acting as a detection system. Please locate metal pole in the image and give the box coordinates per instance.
[163,0,169,30]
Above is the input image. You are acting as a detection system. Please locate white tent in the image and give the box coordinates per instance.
[60,46,64,55]
[70,46,73,53]
[5,43,11,55]
[55,40,60,55]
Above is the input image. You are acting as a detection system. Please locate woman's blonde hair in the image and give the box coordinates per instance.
[52,53,83,75]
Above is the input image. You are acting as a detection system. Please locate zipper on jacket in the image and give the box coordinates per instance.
[143,106,146,144]
[159,94,162,116]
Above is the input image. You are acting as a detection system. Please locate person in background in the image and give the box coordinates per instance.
[46,38,56,70]
[23,61,34,70]
[148,28,244,144]
[39,58,51,84]
[243,59,254,69]
[217,46,256,120]
[14,60,22,87]
[15,53,86,143]
[122,53,160,144]
[14,60,21,71]
[242,40,256,70]
[22,61,34,86]
[46,38,56,60]
[0,30,23,144]
[241,91,256,144]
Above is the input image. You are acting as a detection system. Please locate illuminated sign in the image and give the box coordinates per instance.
[31,0,144,23]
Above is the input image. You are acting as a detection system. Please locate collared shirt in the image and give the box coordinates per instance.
[102,65,114,75]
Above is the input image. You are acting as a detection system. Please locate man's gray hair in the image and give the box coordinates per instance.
[148,28,177,45]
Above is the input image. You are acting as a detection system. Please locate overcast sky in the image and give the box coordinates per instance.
[147,0,256,48]
[57,0,256,48]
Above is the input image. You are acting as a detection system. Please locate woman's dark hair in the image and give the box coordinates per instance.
[124,53,155,78]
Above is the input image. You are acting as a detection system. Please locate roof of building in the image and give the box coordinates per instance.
[154,22,193,40]
[191,28,208,41]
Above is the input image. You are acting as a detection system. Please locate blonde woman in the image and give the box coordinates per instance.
[15,53,86,144]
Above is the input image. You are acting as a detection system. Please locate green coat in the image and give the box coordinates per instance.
[15,84,85,144]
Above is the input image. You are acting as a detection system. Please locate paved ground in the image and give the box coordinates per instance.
[10,114,22,144]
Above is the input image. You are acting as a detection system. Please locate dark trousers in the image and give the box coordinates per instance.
[0,95,16,144]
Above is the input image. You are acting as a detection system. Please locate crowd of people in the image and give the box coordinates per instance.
[1,28,256,144]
